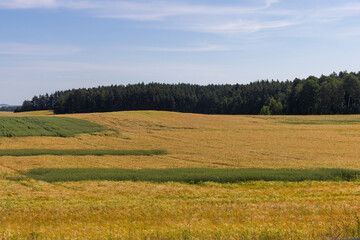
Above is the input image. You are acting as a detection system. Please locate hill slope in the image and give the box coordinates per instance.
[1,110,360,170]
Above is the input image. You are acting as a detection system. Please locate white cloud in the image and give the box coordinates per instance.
[0,0,278,20]
[0,0,274,13]
[94,1,268,21]
[0,43,81,55]
[2,0,360,36]
[0,0,57,9]
[309,3,360,23]
[134,44,233,52]
[193,19,299,34]
[91,1,297,34]
[0,0,297,35]
[265,0,280,7]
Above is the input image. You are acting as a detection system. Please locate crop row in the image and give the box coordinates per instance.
[25,168,360,183]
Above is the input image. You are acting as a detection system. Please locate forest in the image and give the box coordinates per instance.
[15,71,360,115]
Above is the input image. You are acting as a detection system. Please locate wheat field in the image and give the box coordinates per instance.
[1,111,360,239]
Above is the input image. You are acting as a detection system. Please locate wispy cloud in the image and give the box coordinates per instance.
[265,0,280,8]
[0,0,304,35]
[0,0,57,9]
[192,20,300,34]
[309,3,360,23]
[0,0,276,13]
[0,0,282,22]
[0,43,81,55]
[2,0,360,35]
[95,1,270,21]
[90,0,298,34]
[134,44,234,52]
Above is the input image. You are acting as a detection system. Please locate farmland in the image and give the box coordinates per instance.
[1,111,360,239]
[0,116,107,137]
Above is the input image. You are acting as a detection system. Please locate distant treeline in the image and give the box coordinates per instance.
[0,106,18,112]
[15,71,360,115]
[16,81,290,114]
[15,91,64,113]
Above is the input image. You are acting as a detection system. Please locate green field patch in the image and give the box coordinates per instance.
[0,116,107,137]
[280,119,360,125]
[25,168,360,183]
[0,149,166,156]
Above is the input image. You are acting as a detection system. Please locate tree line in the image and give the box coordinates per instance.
[0,106,18,112]
[15,71,360,115]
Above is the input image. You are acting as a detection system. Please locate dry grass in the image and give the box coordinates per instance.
[1,111,360,239]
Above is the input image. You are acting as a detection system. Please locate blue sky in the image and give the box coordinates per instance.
[1,0,360,104]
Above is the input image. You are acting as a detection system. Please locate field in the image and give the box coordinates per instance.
[2,111,360,239]
[0,116,107,137]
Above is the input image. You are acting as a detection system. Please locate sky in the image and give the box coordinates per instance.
[1,0,360,104]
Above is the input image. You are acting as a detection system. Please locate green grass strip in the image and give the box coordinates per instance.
[0,149,166,156]
[280,119,360,125]
[0,116,107,137]
[25,168,360,183]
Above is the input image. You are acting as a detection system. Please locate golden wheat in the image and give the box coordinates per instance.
[1,111,360,239]
[1,111,360,169]
[1,179,360,239]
